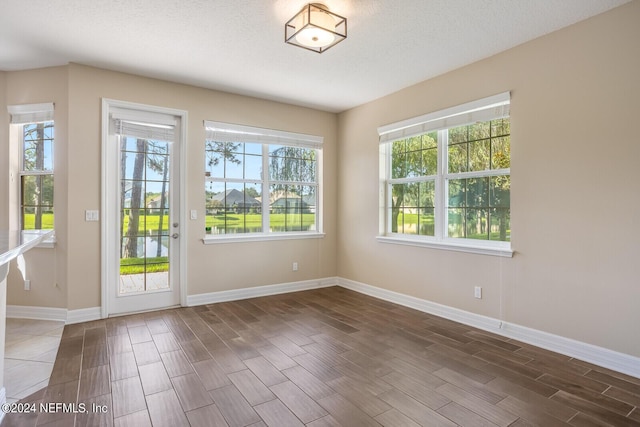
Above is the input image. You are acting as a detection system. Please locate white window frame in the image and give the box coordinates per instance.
[377,93,513,257]
[203,121,324,244]
[7,103,56,246]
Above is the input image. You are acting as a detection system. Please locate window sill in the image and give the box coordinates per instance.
[203,232,325,245]
[376,235,513,257]
[36,233,56,249]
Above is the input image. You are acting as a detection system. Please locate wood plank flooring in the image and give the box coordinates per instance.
[2,286,639,426]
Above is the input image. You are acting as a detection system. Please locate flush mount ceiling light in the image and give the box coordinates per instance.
[285,3,347,53]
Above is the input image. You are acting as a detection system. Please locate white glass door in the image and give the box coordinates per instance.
[103,102,183,315]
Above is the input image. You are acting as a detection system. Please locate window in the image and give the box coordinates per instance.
[204,121,322,241]
[378,93,512,256]
[8,103,55,230]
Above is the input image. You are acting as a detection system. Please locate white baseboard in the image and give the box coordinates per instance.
[8,277,638,379]
[338,278,502,332]
[66,307,102,324]
[6,305,67,322]
[187,277,338,306]
[6,305,101,325]
[337,278,640,379]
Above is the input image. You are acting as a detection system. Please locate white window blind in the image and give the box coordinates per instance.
[8,102,54,124]
[111,108,177,142]
[205,120,323,149]
[378,92,510,144]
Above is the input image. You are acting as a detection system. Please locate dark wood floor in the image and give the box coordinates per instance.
[2,286,639,427]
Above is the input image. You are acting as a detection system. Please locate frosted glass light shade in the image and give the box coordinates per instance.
[285,3,347,53]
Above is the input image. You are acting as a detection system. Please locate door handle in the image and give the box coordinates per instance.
[171,233,179,239]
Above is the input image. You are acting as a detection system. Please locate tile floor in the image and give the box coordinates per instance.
[3,318,65,403]
[2,287,640,427]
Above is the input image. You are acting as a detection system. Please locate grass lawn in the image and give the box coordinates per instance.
[120,256,168,275]
[23,213,55,230]
[205,213,316,229]
[396,212,510,241]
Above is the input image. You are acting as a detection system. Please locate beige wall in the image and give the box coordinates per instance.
[337,1,640,357]
[0,71,6,229]
[3,65,338,310]
[4,67,68,308]
[65,64,338,309]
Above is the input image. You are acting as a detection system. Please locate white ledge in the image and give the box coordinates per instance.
[376,235,513,257]
[203,232,325,244]
[36,234,57,249]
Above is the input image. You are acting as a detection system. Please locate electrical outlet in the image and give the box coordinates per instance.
[474,286,482,299]
[24,279,31,291]
[292,262,298,272]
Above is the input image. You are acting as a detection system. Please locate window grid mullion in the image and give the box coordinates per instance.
[443,167,510,181]
[262,144,269,233]
[435,129,447,240]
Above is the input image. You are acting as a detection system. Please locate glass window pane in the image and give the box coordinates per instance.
[146,153,169,181]
[43,139,54,170]
[489,208,511,241]
[420,148,437,176]
[244,142,262,155]
[300,159,316,182]
[205,149,225,178]
[268,144,285,156]
[227,142,244,154]
[468,122,490,140]
[464,208,488,240]
[391,140,406,179]
[301,186,316,231]
[122,149,146,181]
[418,208,435,236]
[448,144,467,173]
[448,179,465,207]
[269,147,299,181]
[466,178,489,208]
[421,132,437,150]
[402,183,418,208]
[447,208,464,238]
[449,126,468,144]
[120,136,139,153]
[490,175,510,208]
[21,175,54,230]
[468,140,490,172]
[244,154,262,180]
[22,122,54,172]
[491,119,510,137]
[206,182,225,234]
[491,137,511,169]
[418,181,435,208]
[242,183,262,233]
[391,151,407,179]
[226,154,244,179]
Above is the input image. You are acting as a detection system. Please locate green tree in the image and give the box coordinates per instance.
[446,120,510,240]
[206,141,241,170]
[390,133,436,232]
[391,120,510,240]
[269,146,316,192]
[244,187,260,198]
[123,139,145,258]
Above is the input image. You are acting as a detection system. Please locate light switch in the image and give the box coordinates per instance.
[190,210,197,220]
[85,210,99,221]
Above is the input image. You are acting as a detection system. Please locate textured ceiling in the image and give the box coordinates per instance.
[0,0,630,112]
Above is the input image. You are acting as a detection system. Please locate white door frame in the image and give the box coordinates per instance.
[101,99,187,317]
